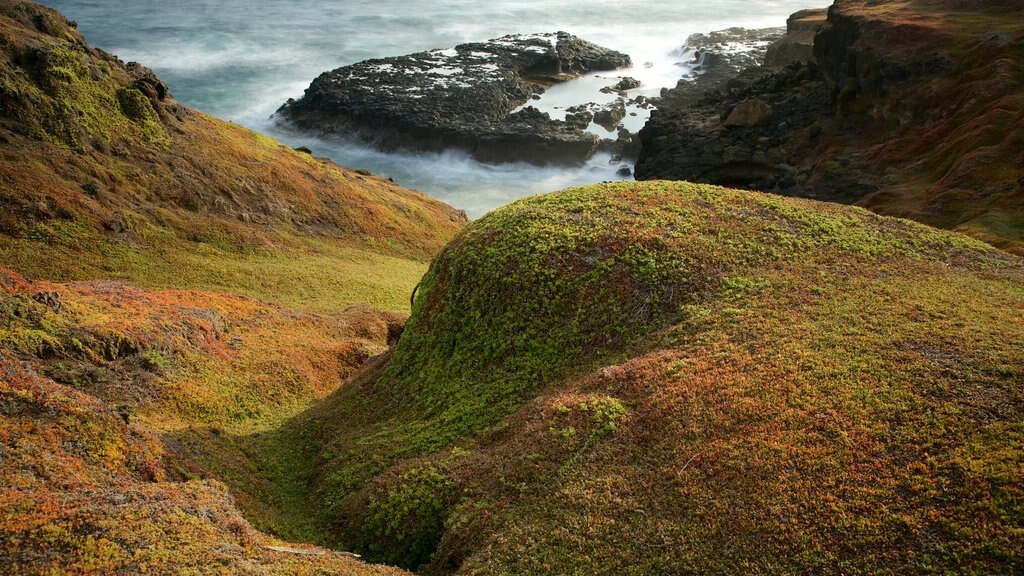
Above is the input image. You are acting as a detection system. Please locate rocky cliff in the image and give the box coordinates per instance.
[636,0,1024,254]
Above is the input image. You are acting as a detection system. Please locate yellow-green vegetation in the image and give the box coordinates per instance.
[1,223,432,312]
[299,181,1022,573]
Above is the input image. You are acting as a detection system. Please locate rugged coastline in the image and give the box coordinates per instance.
[1,0,1023,574]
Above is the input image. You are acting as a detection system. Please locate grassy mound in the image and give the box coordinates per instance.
[305,181,1023,573]
[0,0,465,312]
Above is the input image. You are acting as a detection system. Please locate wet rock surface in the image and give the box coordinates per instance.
[657,27,785,111]
[636,60,853,197]
[635,18,876,201]
[276,32,631,166]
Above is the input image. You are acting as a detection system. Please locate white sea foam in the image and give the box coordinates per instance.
[424,66,464,76]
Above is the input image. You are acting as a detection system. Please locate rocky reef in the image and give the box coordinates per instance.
[276,32,631,166]
[636,0,1024,253]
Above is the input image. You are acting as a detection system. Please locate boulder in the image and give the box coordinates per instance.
[593,101,626,131]
[614,76,641,90]
[723,98,773,127]
[600,76,641,94]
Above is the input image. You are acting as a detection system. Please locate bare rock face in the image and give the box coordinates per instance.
[656,26,785,111]
[275,32,631,166]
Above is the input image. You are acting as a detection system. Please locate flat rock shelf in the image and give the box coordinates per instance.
[275,32,631,166]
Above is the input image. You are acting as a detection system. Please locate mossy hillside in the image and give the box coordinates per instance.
[302,181,1023,573]
[0,0,466,312]
[0,10,167,150]
[0,218,434,312]
[394,184,704,430]
[383,179,1003,433]
[0,268,415,573]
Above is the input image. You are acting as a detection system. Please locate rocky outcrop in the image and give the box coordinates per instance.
[633,11,884,198]
[636,0,1024,253]
[276,32,631,166]
[600,76,640,95]
[635,61,844,196]
[764,8,827,67]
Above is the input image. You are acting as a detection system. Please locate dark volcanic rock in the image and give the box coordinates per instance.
[276,32,631,166]
[635,18,861,197]
[636,60,849,197]
[600,76,641,95]
[593,101,626,131]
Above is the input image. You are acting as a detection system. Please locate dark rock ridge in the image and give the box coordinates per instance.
[633,18,833,195]
[635,0,1024,253]
[636,60,841,196]
[276,32,631,166]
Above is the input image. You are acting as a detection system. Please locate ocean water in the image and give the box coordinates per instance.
[49,0,813,216]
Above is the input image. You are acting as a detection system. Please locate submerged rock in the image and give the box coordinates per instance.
[276,32,631,166]
[600,76,641,94]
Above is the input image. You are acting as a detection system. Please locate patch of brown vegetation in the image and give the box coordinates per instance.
[0,267,413,574]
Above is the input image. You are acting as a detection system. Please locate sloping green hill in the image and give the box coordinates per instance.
[304,181,1023,574]
[0,0,465,312]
